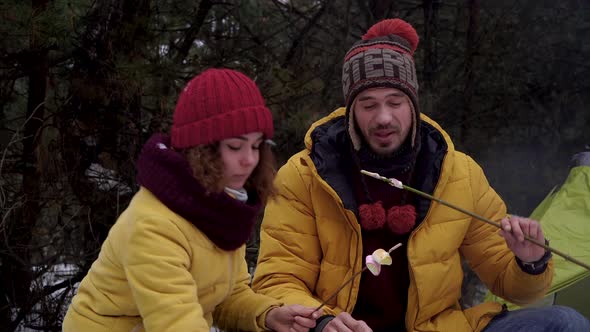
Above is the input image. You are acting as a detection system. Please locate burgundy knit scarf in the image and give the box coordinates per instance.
[136,133,261,251]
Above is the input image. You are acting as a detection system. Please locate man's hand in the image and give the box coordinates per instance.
[322,312,372,332]
[500,215,546,263]
[265,304,321,332]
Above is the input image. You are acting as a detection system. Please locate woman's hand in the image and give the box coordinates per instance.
[265,304,321,332]
[322,312,372,332]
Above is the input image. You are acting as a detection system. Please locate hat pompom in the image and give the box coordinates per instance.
[386,204,416,234]
[359,201,386,230]
[362,18,419,54]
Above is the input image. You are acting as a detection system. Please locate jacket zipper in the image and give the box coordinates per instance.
[314,166,361,313]
[225,253,234,300]
[406,151,449,329]
[406,210,428,329]
[341,206,360,312]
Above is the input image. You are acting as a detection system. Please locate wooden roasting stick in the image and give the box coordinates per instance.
[360,170,590,272]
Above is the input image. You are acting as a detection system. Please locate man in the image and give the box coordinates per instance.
[252,18,589,332]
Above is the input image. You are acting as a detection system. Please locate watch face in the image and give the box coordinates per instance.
[520,249,552,273]
[529,250,552,269]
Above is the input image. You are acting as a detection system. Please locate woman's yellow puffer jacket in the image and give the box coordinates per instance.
[63,188,280,332]
[252,108,553,332]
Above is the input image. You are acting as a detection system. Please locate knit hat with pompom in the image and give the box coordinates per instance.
[342,19,420,151]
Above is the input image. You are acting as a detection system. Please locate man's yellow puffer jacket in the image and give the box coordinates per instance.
[63,188,280,332]
[252,108,553,332]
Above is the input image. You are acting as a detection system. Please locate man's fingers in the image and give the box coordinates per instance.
[500,229,516,247]
[325,318,353,332]
[338,312,357,325]
[536,224,545,242]
[289,325,303,332]
[312,312,321,320]
[509,216,525,242]
[288,304,320,319]
[521,220,531,242]
[294,315,317,329]
[330,312,373,332]
[291,322,312,332]
[500,217,512,232]
[528,220,539,241]
[509,216,545,243]
[528,219,545,242]
[309,309,322,319]
[324,312,356,332]
[353,320,373,332]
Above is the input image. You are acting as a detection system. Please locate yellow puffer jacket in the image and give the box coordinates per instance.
[63,188,280,332]
[252,108,553,332]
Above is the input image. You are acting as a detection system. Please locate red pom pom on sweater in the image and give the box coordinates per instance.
[362,18,419,54]
[359,201,386,230]
[387,204,417,234]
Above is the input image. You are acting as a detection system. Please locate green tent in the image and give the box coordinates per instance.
[486,152,590,318]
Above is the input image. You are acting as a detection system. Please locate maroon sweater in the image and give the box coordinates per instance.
[351,145,415,331]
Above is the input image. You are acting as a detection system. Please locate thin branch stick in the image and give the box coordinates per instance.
[361,170,590,271]
[314,243,403,313]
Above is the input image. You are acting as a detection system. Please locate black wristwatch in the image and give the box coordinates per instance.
[311,315,335,332]
[516,239,552,275]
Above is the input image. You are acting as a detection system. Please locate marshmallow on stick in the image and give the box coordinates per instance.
[313,243,403,313]
[365,244,400,276]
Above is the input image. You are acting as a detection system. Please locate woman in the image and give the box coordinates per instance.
[63,69,318,331]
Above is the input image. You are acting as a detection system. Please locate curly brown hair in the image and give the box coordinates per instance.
[183,141,277,204]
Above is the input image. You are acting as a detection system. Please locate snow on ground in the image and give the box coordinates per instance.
[85,163,133,195]
[16,263,79,331]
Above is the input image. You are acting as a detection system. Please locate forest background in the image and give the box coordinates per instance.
[1,0,589,331]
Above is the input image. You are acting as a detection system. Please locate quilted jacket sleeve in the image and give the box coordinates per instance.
[124,216,210,331]
[213,247,282,331]
[460,156,553,305]
[252,155,328,312]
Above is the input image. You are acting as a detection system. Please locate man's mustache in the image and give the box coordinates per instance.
[369,124,400,134]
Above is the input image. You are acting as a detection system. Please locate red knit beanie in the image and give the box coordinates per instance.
[171,68,274,149]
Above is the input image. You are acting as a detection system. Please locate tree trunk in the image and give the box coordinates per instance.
[175,0,213,62]
[0,0,50,330]
[461,0,480,145]
[58,0,150,279]
[422,0,440,116]
[422,0,440,90]
[282,1,329,67]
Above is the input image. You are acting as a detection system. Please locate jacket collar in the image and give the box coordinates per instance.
[306,109,451,224]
